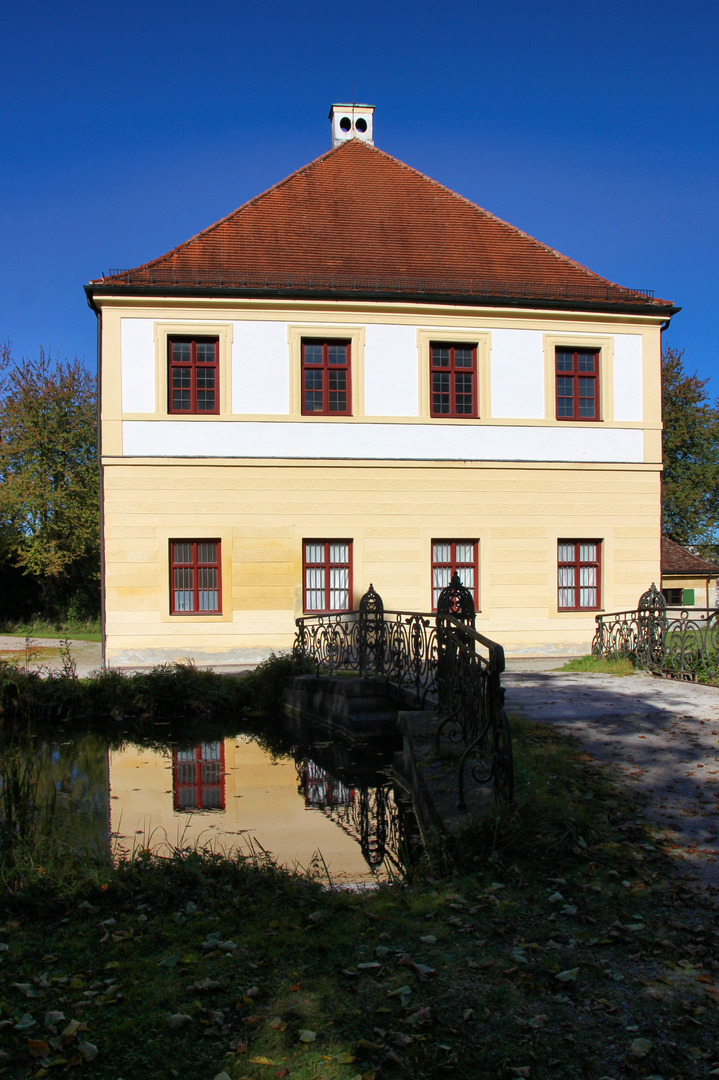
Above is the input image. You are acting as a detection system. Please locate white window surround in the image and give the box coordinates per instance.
[543,333,614,423]
[153,322,233,418]
[416,329,491,420]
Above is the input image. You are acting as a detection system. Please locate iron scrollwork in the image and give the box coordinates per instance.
[593,582,719,682]
[292,575,513,810]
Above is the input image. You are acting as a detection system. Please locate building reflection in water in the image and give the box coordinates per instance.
[108,735,417,883]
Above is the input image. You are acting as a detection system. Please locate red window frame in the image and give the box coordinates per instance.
[302,540,353,613]
[168,337,219,415]
[301,339,352,416]
[172,742,226,810]
[557,540,601,611]
[555,348,599,421]
[169,540,222,615]
[430,343,478,418]
[431,540,479,611]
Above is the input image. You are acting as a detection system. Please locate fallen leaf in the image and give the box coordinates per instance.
[629,1037,652,1058]
[213,1073,233,1080]
[28,1039,51,1057]
[166,1013,193,1029]
[77,1041,98,1062]
[14,1014,37,1032]
[250,1056,276,1065]
[299,1029,317,1042]
[44,1011,65,1027]
[61,1019,81,1037]
[404,1007,432,1027]
[555,968,579,982]
[420,935,437,944]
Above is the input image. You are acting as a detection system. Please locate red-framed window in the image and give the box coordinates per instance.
[557,540,601,610]
[301,339,351,416]
[431,540,479,610]
[168,337,219,414]
[430,343,477,418]
[555,348,599,421]
[170,540,221,614]
[172,742,226,810]
[303,540,352,613]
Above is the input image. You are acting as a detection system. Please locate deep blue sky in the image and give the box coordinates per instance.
[1,0,717,395]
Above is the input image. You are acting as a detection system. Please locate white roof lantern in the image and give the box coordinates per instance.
[329,103,375,148]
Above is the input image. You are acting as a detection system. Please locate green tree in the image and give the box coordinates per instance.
[661,346,719,557]
[0,345,99,617]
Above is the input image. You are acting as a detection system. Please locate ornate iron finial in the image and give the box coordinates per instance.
[359,584,383,616]
[437,571,475,625]
[638,583,666,613]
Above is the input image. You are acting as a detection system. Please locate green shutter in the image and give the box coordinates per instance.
[682,588,695,606]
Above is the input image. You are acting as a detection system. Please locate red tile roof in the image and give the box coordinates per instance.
[90,140,674,310]
[662,536,719,577]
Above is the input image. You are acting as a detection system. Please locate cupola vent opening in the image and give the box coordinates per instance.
[329,103,375,147]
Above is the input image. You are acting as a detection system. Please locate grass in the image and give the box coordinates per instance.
[554,654,637,676]
[0,618,101,642]
[2,712,718,1079]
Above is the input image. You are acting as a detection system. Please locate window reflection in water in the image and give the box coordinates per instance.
[172,742,225,810]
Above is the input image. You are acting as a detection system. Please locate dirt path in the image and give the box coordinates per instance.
[0,636,102,678]
[503,669,719,891]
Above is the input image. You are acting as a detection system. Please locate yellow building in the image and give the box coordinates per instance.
[85,104,678,668]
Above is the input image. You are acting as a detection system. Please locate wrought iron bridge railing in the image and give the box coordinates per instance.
[292,575,513,810]
[592,583,719,682]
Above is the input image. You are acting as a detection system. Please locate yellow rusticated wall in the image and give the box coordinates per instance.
[102,459,661,665]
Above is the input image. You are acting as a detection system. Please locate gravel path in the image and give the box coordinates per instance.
[0,636,102,677]
[503,670,719,890]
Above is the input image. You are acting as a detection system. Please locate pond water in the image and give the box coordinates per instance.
[3,721,419,885]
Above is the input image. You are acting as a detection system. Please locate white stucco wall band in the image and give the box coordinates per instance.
[612,334,643,422]
[122,419,644,463]
[120,319,155,413]
[232,321,290,414]
[490,329,545,419]
[363,324,418,415]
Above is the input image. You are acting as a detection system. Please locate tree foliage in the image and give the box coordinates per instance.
[0,343,99,617]
[661,346,719,556]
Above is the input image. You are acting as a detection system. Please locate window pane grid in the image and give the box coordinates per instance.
[558,541,600,610]
[168,338,219,414]
[430,344,477,418]
[302,341,351,415]
[170,541,221,614]
[303,541,352,613]
[555,348,598,421]
[431,540,478,610]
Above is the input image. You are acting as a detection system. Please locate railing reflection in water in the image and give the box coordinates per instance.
[298,758,416,875]
[293,576,513,810]
[592,583,719,681]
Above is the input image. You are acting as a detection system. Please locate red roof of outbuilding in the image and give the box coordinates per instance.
[662,536,719,577]
[90,139,674,311]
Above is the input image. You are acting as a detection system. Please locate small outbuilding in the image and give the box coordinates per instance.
[661,536,719,609]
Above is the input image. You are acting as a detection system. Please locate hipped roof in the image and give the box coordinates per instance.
[88,139,676,314]
[662,536,719,577]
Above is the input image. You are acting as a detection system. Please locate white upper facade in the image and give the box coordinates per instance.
[112,308,654,464]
